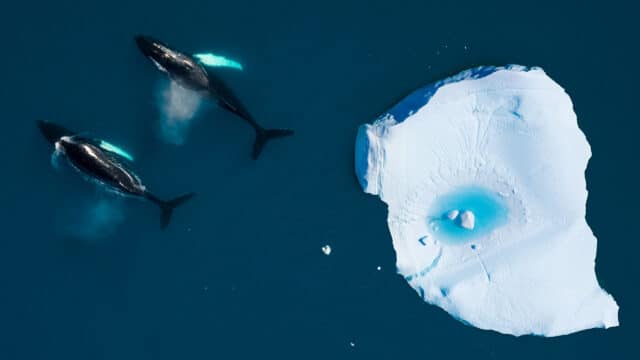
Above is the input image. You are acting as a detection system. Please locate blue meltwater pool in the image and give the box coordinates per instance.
[427,186,508,244]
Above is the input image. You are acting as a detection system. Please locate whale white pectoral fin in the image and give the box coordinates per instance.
[150,58,168,73]
[98,140,135,162]
[192,53,243,70]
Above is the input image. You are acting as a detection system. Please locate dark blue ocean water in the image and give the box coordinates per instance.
[0,1,637,359]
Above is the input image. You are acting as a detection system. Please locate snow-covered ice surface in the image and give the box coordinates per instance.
[354,65,619,337]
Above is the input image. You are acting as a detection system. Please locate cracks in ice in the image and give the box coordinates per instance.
[405,245,443,282]
[471,244,491,282]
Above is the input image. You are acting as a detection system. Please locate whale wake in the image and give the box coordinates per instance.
[156,80,205,145]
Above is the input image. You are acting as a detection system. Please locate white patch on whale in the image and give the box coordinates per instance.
[98,140,134,162]
[193,53,244,71]
[150,57,168,73]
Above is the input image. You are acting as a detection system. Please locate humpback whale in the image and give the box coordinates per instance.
[134,35,293,159]
[37,120,195,229]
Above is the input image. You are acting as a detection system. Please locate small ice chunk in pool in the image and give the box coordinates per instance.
[321,245,332,255]
[459,210,475,230]
[446,210,459,220]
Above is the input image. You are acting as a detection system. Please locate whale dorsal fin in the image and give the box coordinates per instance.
[192,52,243,71]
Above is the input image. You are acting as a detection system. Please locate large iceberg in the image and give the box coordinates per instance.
[355,65,618,336]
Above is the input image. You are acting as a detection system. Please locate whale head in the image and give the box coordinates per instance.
[37,120,75,145]
[135,35,176,72]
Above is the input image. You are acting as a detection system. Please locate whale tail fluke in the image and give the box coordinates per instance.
[252,127,294,159]
[156,192,196,230]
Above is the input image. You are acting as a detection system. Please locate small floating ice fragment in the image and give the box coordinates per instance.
[321,245,332,256]
[459,210,475,230]
[446,209,459,220]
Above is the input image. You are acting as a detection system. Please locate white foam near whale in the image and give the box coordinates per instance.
[354,65,618,336]
[157,80,204,145]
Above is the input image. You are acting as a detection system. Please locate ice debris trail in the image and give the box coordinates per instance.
[354,65,618,337]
